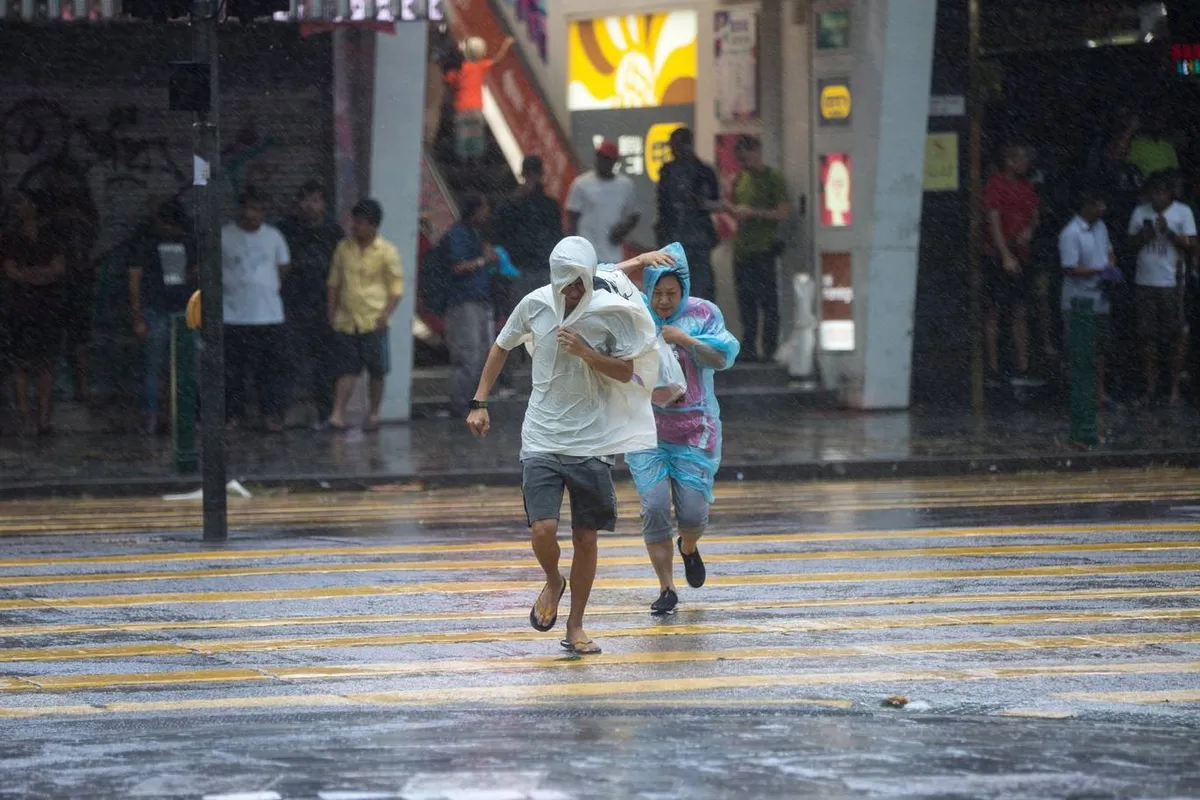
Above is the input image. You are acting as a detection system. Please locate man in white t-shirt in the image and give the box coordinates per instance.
[222,188,292,431]
[565,141,640,263]
[1060,189,1117,408]
[1127,173,1195,406]
[465,237,667,656]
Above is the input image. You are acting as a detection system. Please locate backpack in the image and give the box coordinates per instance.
[420,232,452,316]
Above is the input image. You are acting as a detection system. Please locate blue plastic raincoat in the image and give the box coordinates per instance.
[625,243,740,502]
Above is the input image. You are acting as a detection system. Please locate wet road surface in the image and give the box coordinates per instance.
[1,470,1199,798]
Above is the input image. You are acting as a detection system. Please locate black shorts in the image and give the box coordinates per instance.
[62,281,94,348]
[333,330,390,378]
[1136,286,1186,345]
[521,455,617,532]
[982,257,1035,310]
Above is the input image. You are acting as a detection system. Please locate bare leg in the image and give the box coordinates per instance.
[12,371,31,428]
[366,376,385,424]
[565,526,598,644]
[529,519,566,628]
[984,308,1000,373]
[1036,281,1056,357]
[328,375,355,427]
[645,539,676,593]
[1012,302,1030,374]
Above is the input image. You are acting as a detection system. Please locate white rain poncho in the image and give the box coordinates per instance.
[495,236,659,458]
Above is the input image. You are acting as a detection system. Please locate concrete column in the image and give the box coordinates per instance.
[812,0,936,409]
[369,23,428,421]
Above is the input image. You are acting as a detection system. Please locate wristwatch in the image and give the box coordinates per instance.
[469,399,488,410]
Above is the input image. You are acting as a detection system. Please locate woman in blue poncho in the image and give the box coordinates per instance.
[618,243,740,614]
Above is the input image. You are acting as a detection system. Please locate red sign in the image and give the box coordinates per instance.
[448,0,578,206]
[819,153,852,228]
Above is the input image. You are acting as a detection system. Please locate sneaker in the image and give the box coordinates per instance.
[650,589,678,614]
[984,372,1004,390]
[678,537,706,588]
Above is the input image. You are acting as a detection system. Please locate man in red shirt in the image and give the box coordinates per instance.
[983,143,1044,388]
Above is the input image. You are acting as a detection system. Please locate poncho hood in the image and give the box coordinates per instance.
[642,241,691,328]
[549,236,597,326]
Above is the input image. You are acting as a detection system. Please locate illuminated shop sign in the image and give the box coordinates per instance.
[820,252,854,352]
[818,78,852,126]
[819,153,853,228]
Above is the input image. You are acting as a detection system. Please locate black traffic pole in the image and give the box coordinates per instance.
[193,0,227,542]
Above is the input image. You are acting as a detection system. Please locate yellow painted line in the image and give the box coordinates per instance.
[6,522,1200,568]
[1054,689,1200,705]
[3,481,1200,535]
[4,616,1200,666]
[996,709,1076,719]
[1,562,1196,613]
[10,633,1200,693]
[5,660,1196,717]
[4,603,1199,640]
[3,539,1197,588]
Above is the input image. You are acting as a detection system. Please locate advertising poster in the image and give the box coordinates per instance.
[714,7,758,121]
[819,153,853,228]
[923,132,960,192]
[568,11,697,246]
[820,252,855,352]
[567,11,698,110]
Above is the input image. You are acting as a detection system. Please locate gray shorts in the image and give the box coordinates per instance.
[522,455,618,532]
[640,477,710,544]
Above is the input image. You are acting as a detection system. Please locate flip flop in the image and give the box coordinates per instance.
[529,574,566,632]
[560,638,602,655]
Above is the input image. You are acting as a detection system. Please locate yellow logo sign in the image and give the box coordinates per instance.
[820,84,852,120]
[645,122,686,183]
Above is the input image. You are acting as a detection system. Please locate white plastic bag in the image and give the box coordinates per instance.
[652,337,687,408]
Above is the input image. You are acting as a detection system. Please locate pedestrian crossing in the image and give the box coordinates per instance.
[1,474,1198,735]
[3,467,1200,535]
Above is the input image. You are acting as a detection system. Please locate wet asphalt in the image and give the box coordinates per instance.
[0,469,1199,799]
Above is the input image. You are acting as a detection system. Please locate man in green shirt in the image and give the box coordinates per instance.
[730,136,790,361]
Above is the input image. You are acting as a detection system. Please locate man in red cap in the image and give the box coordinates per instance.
[566,140,640,264]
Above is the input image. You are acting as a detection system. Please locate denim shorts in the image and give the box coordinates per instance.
[521,454,617,532]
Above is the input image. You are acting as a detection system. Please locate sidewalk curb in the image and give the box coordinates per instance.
[3,448,1198,500]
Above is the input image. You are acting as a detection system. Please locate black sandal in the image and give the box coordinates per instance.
[529,574,566,632]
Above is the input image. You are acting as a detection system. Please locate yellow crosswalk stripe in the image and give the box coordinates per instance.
[1054,689,1200,705]
[3,603,1197,640]
[1,540,1196,588]
[6,632,1200,692]
[2,471,1199,535]
[3,615,1198,664]
[0,562,1195,612]
[2,660,1196,716]
[5,522,1199,568]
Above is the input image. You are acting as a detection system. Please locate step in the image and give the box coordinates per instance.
[411,362,795,400]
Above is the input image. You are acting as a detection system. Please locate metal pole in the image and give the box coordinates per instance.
[967,0,984,419]
[193,0,227,542]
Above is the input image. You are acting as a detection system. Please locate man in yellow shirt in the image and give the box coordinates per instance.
[326,199,404,432]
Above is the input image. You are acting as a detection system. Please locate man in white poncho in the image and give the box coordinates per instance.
[467,236,664,655]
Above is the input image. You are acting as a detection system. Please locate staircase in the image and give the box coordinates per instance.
[411,361,836,419]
